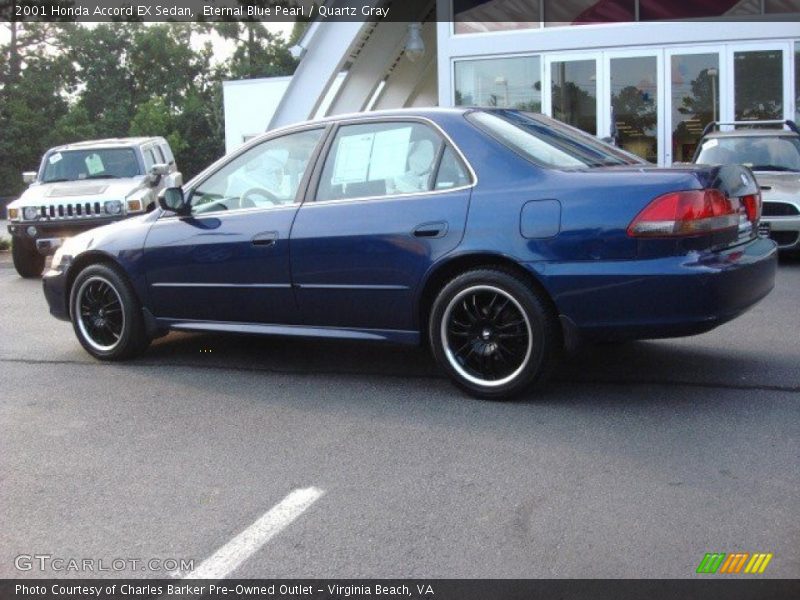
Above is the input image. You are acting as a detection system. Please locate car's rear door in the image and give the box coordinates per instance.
[289,118,474,333]
[143,127,326,324]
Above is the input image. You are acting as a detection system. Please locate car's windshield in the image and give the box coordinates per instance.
[41,148,141,183]
[695,135,800,172]
[467,110,644,169]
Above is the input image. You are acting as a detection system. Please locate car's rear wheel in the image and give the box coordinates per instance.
[12,237,45,278]
[69,263,150,360]
[429,269,560,400]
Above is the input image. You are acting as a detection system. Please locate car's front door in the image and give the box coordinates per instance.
[144,127,326,324]
[290,119,474,332]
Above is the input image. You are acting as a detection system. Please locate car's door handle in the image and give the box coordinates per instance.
[252,231,278,247]
[412,222,448,238]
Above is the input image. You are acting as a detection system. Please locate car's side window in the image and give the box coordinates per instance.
[142,147,157,171]
[190,128,324,214]
[435,146,470,190]
[161,143,175,165]
[316,122,447,202]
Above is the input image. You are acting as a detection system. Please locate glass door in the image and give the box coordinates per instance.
[666,48,722,164]
[605,51,662,163]
[544,54,601,136]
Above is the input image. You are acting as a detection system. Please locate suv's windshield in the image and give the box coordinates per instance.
[41,148,141,183]
[467,110,644,169]
[695,135,800,172]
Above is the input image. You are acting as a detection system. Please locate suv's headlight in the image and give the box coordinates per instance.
[104,200,123,215]
[23,206,39,221]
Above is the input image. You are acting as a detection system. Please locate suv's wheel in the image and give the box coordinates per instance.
[69,263,150,360]
[12,237,45,278]
[429,269,560,400]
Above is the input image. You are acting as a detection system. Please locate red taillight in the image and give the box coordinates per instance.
[741,193,761,223]
[627,189,739,237]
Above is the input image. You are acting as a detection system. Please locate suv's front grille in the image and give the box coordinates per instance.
[762,202,800,217]
[37,201,105,220]
[770,230,800,247]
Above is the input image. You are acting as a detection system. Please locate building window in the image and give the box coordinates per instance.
[551,59,597,135]
[453,0,540,34]
[671,53,720,163]
[734,49,784,121]
[454,56,542,111]
[610,56,657,162]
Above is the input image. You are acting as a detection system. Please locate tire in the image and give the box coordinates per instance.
[429,268,561,400]
[69,263,150,360]
[12,237,45,278]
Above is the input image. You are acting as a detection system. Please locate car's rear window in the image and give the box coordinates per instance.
[467,110,644,169]
[695,135,800,172]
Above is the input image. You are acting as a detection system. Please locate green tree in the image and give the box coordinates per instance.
[129,97,186,156]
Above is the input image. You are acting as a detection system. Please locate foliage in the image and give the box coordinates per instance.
[0,21,298,196]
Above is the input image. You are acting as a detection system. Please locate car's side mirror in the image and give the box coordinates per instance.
[147,163,171,186]
[22,171,37,184]
[164,171,183,188]
[158,187,189,215]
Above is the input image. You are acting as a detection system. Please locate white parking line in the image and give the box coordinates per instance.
[185,487,324,580]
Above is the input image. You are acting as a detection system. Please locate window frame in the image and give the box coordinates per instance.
[307,116,476,206]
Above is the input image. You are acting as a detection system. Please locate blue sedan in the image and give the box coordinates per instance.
[43,109,777,399]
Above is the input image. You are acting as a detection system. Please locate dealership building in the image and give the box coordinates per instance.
[224,0,800,166]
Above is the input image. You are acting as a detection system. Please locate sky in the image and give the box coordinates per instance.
[0,22,295,65]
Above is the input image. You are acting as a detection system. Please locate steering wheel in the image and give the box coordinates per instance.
[239,187,280,209]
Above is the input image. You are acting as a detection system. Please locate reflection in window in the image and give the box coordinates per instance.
[455,56,542,111]
[639,0,761,19]
[671,53,719,163]
[610,56,657,162]
[764,0,800,14]
[453,0,539,34]
[551,59,597,135]
[796,42,800,123]
[544,0,634,26]
[734,50,784,121]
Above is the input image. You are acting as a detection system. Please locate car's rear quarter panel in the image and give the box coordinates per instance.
[442,114,777,340]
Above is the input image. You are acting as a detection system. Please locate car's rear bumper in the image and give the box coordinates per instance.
[762,215,800,250]
[531,237,778,341]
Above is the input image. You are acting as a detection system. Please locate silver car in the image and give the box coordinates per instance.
[693,121,800,254]
[6,137,181,277]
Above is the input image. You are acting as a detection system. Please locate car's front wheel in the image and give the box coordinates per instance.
[429,269,560,400]
[69,263,150,360]
[12,237,45,278]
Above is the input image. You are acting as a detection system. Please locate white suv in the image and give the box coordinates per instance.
[6,137,181,277]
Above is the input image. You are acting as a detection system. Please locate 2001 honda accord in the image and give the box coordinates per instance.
[43,109,777,399]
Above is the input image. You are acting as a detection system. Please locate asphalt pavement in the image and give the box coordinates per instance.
[1,251,798,579]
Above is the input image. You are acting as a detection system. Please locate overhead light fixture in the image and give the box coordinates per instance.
[405,23,425,63]
[289,44,306,60]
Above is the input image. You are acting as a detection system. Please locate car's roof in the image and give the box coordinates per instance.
[703,129,799,138]
[311,107,473,125]
[48,137,166,152]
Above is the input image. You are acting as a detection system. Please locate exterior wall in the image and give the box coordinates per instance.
[436,17,799,165]
[223,77,291,153]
